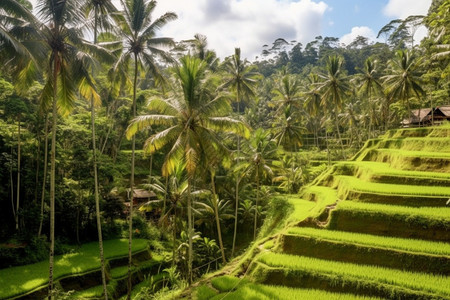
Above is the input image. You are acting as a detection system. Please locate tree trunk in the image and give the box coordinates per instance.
[10,146,15,221]
[334,109,345,159]
[211,171,226,264]
[34,119,42,204]
[172,205,176,267]
[231,95,240,257]
[15,117,21,231]
[38,113,49,237]
[253,167,259,240]
[127,54,138,300]
[48,59,58,300]
[92,94,108,300]
[326,131,331,166]
[187,180,193,284]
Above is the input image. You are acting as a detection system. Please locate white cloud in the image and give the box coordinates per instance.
[340,26,376,46]
[382,0,432,45]
[383,0,431,19]
[151,0,328,60]
[29,0,328,60]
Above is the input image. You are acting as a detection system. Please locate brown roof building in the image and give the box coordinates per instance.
[401,105,450,127]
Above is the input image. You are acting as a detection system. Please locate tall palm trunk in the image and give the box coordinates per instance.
[48,57,58,300]
[211,171,226,264]
[334,108,345,159]
[92,8,108,299]
[10,146,15,222]
[92,98,108,299]
[187,179,193,284]
[231,93,240,257]
[127,53,138,300]
[172,202,176,267]
[38,114,49,237]
[15,117,21,231]
[253,167,259,240]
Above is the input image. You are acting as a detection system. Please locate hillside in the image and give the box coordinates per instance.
[193,125,450,300]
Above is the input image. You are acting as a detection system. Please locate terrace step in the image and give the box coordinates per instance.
[333,161,450,186]
[252,253,450,300]
[360,149,450,172]
[382,126,450,139]
[376,137,450,153]
[281,227,450,275]
[203,278,383,300]
[326,202,450,241]
[70,256,167,299]
[328,175,450,207]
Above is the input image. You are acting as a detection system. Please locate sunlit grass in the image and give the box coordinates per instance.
[338,161,450,180]
[336,201,450,221]
[0,239,148,299]
[375,148,450,158]
[258,252,450,296]
[212,283,383,300]
[334,175,450,197]
[286,227,450,256]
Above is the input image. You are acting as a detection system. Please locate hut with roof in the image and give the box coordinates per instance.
[401,105,450,127]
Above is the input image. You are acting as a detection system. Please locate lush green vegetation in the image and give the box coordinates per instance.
[286,227,450,256]
[257,252,450,297]
[335,201,450,222]
[0,239,148,299]
[333,175,450,197]
[197,276,384,300]
[208,283,383,300]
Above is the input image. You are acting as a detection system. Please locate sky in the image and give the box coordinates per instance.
[29,0,432,60]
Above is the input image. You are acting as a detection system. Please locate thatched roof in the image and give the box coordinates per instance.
[133,189,156,199]
[402,108,432,125]
[437,105,450,117]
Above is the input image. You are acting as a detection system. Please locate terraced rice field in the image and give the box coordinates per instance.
[210,125,450,299]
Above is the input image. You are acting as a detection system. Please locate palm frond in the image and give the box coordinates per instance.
[127,115,177,139]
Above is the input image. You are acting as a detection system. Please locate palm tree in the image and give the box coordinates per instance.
[0,0,42,67]
[237,128,276,240]
[272,105,304,193]
[355,58,383,137]
[304,73,322,147]
[317,55,350,158]
[126,55,249,283]
[220,48,259,257]
[383,50,426,125]
[270,73,302,112]
[36,0,105,297]
[82,2,118,298]
[111,1,176,296]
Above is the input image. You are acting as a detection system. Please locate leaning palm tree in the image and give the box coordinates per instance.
[220,48,259,257]
[317,55,350,158]
[111,1,176,297]
[383,50,426,125]
[126,55,249,283]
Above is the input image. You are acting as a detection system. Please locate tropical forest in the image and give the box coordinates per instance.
[0,0,449,299]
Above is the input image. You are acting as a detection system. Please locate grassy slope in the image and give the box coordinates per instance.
[286,227,450,256]
[333,175,450,197]
[0,239,148,299]
[257,252,450,297]
[190,126,450,299]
